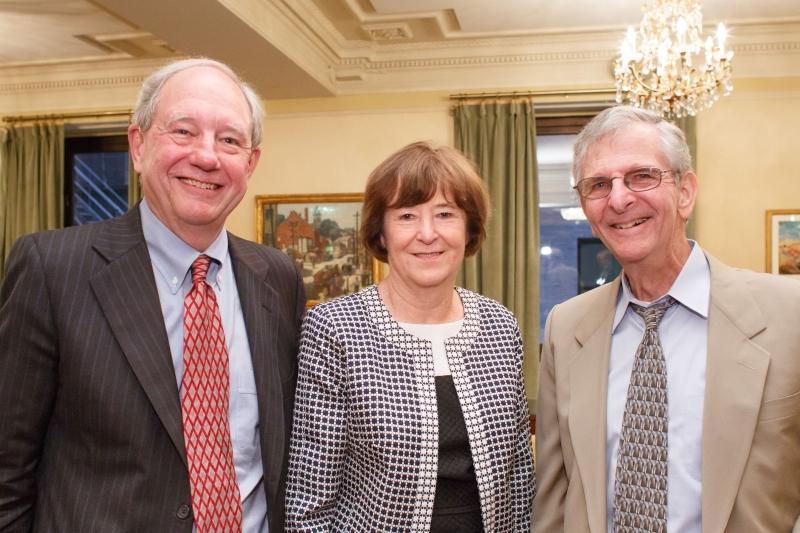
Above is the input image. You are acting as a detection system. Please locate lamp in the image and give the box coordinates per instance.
[614,0,734,118]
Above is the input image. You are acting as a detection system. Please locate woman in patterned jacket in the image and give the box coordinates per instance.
[286,141,535,532]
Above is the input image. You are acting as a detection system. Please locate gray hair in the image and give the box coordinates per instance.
[573,105,692,181]
[131,57,265,147]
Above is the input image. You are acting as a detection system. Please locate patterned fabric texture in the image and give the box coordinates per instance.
[614,298,676,533]
[286,285,534,532]
[182,255,242,532]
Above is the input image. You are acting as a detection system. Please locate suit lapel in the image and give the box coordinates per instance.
[228,236,284,504]
[89,208,186,463]
[702,256,769,533]
[568,278,620,532]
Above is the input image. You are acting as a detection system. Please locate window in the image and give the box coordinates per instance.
[64,135,130,226]
[537,114,607,336]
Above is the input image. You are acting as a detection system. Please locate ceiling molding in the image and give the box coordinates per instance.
[1,0,798,105]
[342,49,616,71]
[362,22,414,41]
[92,0,335,98]
[735,40,800,53]
[341,0,458,35]
[0,75,145,94]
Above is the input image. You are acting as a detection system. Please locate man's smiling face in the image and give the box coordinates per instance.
[129,65,260,249]
[579,122,693,270]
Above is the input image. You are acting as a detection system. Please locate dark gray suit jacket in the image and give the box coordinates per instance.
[0,207,305,532]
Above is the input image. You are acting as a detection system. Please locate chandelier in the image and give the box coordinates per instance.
[614,0,734,118]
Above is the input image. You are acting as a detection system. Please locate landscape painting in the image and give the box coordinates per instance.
[256,194,382,305]
[766,209,800,277]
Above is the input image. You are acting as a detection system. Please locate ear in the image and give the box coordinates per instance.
[127,124,145,173]
[676,170,698,222]
[244,146,261,180]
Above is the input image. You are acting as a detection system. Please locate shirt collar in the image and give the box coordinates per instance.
[140,199,229,294]
[612,240,710,331]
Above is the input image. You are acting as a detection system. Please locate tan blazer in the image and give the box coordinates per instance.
[533,254,800,533]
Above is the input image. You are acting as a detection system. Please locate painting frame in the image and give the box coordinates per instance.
[256,193,383,307]
[576,237,622,294]
[765,209,800,277]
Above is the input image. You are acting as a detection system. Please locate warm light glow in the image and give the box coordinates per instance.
[614,0,734,118]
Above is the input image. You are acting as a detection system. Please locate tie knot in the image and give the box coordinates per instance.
[190,255,212,285]
[631,296,676,331]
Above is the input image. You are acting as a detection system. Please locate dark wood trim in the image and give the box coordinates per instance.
[536,115,594,135]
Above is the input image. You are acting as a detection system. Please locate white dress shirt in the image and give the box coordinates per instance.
[606,242,710,533]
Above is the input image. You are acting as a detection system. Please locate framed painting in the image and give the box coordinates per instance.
[256,193,383,306]
[766,209,800,277]
[577,237,621,294]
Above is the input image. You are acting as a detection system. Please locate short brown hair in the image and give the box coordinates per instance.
[361,141,491,263]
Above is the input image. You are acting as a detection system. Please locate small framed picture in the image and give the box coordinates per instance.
[766,209,800,277]
[256,194,383,307]
[577,237,622,294]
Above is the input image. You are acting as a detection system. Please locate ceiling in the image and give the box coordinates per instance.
[2,0,800,99]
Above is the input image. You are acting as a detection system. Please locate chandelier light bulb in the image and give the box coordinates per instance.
[716,22,728,54]
[613,0,734,118]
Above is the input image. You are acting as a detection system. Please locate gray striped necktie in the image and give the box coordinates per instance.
[613,297,676,533]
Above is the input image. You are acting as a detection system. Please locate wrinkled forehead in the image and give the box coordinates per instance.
[156,67,252,127]
[581,124,666,176]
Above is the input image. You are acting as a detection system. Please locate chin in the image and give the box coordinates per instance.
[603,242,652,266]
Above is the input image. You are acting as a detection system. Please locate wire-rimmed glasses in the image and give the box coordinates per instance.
[573,167,676,200]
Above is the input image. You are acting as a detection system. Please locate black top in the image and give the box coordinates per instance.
[431,375,484,532]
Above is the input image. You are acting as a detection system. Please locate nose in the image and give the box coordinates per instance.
[188,133,221,171]
[606,177,635,213]
[416,215,438,243]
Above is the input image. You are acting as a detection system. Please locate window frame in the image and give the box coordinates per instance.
[64,134,130,227]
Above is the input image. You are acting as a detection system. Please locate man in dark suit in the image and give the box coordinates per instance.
[0,58,305,532]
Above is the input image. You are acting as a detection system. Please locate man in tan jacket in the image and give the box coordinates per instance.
[533,106,800,532]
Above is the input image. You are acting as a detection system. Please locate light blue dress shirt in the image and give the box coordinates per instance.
[140,200,268,533]
[606,241,709,533]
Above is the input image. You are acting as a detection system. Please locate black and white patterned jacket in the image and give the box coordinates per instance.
[286,285,534,532]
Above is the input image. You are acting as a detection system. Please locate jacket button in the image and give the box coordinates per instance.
[177,504,191,520]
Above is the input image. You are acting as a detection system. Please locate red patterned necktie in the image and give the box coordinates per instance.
[181,255,243,533]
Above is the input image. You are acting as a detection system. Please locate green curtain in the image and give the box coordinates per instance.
[128,153,141,207]
[454,101,540,413]
[674,116,698,239]
[0,122,65,278]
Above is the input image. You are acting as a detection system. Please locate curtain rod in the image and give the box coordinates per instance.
[2,109,131,123]
[450,88,616,100]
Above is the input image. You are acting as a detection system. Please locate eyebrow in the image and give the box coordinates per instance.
[163,114,249,139]
[586,165,659,177]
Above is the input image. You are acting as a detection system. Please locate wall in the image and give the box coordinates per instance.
[226,94,453,241]
[695,77,800,272]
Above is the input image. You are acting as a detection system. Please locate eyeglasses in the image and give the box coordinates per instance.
[573,167,676,200]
